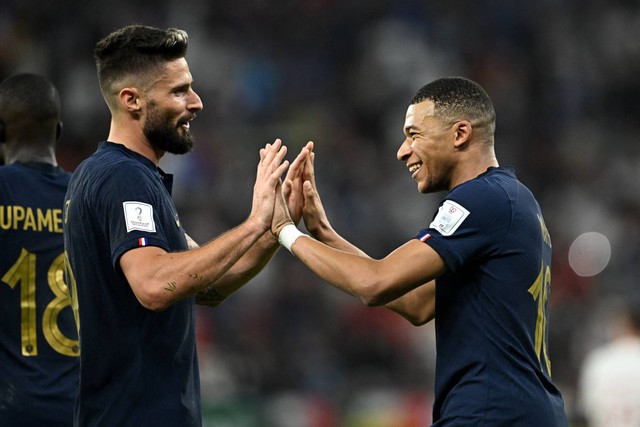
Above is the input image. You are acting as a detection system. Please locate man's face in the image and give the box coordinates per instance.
[397,100,455,193]
[142,58,203,155]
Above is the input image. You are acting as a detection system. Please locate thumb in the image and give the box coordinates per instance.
[303,180,314,198]
[282,179,293,198]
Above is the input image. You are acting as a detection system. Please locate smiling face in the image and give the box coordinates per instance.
[142,58,203,155]
[397,100,457,194]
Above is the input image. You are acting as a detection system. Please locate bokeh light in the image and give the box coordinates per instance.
[568,232,611,277]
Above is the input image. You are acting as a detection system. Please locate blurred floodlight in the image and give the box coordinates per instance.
[568,232,611,277]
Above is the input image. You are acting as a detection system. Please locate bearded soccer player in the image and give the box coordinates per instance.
[63,25,309,426]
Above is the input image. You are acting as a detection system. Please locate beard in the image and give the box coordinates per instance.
[143,102,194,155]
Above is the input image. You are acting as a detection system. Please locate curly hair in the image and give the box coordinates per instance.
[411,77,496,136]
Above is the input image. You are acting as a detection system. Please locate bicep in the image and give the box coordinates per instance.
[376,239,446,297]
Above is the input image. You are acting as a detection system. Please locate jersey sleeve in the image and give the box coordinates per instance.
[92,162,172,267]
[415,179,511,272]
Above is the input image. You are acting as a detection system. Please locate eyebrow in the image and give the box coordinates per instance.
[404,123,419,134]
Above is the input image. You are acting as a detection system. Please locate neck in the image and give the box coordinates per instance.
[3,145,57,166]
[107,120,164,165]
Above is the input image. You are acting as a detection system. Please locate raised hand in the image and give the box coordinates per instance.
[300,150,332,240]
[249,139,289,232]
[282,141,314,225]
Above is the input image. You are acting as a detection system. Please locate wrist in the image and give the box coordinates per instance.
[278,224,305,252]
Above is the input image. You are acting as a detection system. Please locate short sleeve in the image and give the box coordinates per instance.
[91,162,172,267]
[415,179,510,272]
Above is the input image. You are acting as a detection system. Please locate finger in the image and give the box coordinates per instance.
[272,160,290,183]
[303,151,317,188]
[303,180,315,200]
[284,149,308,181]
[261,139,282,165]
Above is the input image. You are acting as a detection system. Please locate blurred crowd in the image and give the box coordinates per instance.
[2,0,639,425]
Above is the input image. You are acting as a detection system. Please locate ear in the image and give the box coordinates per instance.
[453,120,472,148]
[56,121,63,141]
[118,88,143,118]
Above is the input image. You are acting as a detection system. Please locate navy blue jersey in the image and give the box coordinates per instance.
[0,162,78,426]
[415,167,567,426]
[63,141,200,426]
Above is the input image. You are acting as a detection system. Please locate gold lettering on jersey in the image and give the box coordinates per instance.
[0,205,63,233]
[537,213,551,248]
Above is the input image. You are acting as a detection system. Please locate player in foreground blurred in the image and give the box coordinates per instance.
[0,73,79,426]
[63,25,310,426]
[273,77,568,426]
[577,293,640,427]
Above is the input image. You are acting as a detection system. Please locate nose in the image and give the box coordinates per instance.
[188,89,203,112]
[397,137,412,161]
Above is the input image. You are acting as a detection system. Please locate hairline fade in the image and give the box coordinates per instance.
[410,77,496,134]
[94,25,189,103]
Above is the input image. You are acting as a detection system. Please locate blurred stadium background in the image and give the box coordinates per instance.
[2,0,639,425]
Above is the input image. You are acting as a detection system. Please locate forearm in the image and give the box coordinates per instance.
[289,234,407,306]
[196,232,280,306]
[122,218,268,311]
[312,222,368,257]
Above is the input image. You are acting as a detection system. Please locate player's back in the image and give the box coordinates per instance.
[0,162,79,427]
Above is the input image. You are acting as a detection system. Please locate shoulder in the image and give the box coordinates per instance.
[447,168,516,213]
[72,149,151,190]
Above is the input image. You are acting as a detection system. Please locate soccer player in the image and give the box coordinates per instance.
[63,25,309,426]
[0,73,79,426]
[273,77,568,426]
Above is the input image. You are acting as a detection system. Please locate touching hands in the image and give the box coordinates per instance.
[299,150,332,240]
[282,141,314,225]
[263,139,330,243]
[271,141,313,237]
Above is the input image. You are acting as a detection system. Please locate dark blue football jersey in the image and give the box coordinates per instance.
[0,162,79,426]
[415,167,567,426]
[63,141,200,426]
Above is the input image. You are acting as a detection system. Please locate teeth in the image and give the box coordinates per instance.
[409,163,421,173]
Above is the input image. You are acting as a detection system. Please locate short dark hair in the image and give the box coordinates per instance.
[0,73,60,122]
[94,25,189,100]
[411,77,496,135]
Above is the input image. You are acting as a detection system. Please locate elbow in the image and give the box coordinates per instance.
[406,314,432,327]
[358,281,395,307]
[361,293,387,307]
[133,284,174,312]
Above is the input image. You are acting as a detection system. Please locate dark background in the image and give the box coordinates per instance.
[3,0,639,425]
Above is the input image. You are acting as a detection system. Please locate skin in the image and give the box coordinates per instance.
[112,57,312,311]
[1,109,61,166]
[273,100,499,325]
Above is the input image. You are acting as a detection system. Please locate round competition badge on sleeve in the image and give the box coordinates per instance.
[123,201,156,233]
[429,200,470,236]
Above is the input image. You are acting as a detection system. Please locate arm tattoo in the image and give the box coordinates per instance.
[164,281,177,292]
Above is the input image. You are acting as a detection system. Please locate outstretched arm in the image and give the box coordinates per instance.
[120,140,289,311]
[272,150,445,324]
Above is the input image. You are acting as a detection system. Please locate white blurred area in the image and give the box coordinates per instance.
[569,232,611,277]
